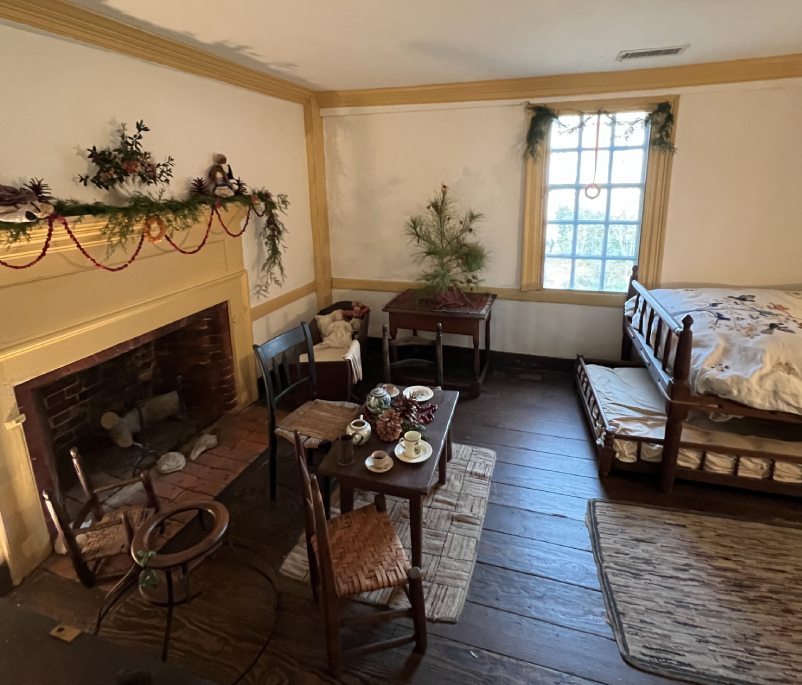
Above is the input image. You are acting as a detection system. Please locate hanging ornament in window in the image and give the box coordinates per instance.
[584,112,602,200]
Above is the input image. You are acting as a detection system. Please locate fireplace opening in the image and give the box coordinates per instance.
[15,303,238,521]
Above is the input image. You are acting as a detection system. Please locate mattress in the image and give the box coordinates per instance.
[586,364,802,483]
[626,288,802,416]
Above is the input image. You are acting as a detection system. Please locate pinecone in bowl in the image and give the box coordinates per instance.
[376,408,403,442]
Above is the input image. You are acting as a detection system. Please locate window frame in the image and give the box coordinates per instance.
[521,96,678,306]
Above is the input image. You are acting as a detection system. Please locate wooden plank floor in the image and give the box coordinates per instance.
[10,366,802,684]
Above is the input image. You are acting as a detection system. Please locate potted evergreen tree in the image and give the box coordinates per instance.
[405,184,489,309]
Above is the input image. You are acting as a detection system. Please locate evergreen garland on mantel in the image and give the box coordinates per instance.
[0,120,290,294]
[524,101,676,159]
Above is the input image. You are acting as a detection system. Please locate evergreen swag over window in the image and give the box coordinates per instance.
[524,101,676,160]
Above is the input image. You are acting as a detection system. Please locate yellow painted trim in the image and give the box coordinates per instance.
[304,97,333,309]
[317,53,802,109]
[0,0,312,104]
[331,278,625,308]
[249,280,316,322]
[519,95,677,303]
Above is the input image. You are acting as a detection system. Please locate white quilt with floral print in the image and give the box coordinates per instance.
[627,289,802,416]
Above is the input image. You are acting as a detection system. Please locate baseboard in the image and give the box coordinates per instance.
[364,337,575,373]
[0,561,13,596]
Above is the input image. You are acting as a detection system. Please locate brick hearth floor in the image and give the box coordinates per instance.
[43,403,273,585]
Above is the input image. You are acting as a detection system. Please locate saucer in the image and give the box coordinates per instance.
[394,440,433,464]
[366,455,394,473]
[403,385,434,402]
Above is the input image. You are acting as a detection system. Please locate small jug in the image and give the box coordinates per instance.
[346,416,372,445]
[337,434,355,466]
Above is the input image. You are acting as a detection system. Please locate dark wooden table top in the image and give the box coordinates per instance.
[318,387,458,497]
[383,289,497,320]
[0,599,215,685]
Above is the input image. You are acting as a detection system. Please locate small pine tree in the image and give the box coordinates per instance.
[405,184,488,306]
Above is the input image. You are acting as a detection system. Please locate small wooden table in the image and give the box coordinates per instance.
[318,387,459,569]
[383,290,497,397]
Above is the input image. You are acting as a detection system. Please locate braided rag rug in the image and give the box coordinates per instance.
[280,443,495,622]
[587,500,802,685]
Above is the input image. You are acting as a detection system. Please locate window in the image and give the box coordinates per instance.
[521,97,677,304]
[544,112,648,293]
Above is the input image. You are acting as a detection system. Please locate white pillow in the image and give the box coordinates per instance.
[315,309,344,338]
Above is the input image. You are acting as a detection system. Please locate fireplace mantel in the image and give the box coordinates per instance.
[0,210,257,583]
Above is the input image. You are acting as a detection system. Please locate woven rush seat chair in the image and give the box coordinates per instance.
[292,431,427,675]
[43,447,160,588]
[254,322,359,510]
[382,322,444,388]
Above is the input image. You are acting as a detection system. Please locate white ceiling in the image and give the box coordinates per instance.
[69,0,802,91]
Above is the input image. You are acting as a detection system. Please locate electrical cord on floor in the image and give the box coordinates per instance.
[225,535,282,685]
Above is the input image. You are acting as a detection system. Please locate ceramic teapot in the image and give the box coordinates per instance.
[346,416,372,445]
[366,386,391,415]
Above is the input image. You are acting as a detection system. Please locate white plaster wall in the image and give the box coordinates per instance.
[323,78,802,359]
[0,21,315,322]
[661,84,802,288]
[251,292,318,347]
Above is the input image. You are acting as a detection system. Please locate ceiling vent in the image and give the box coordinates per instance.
[616,45,689,61]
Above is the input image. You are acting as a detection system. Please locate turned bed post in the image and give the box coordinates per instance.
[621,265,639,361]
[660,314,693,494]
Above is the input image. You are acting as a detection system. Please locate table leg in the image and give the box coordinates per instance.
[162,570,174,662]
[485,311,492,370]
[340,482,355,514]
[409,495,423,569]
[439,442,447,486]
[446,428,453,462]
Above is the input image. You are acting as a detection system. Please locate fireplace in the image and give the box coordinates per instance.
[0,213,258,584]
[14,304,238,517]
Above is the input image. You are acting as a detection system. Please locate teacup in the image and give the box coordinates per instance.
[383,383,397,397]
[371,450,390,469]
[402,430,422,459]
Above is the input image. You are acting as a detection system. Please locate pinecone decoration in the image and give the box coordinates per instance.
[392,396,419,423]
[190,177,209,196]
[376,408,403,442]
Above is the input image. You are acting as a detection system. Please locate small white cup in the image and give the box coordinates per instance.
[383,383,396,396]
[371,450,390,469]
[402,430,422,459]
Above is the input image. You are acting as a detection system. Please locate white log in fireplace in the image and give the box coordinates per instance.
[0,211,257,584]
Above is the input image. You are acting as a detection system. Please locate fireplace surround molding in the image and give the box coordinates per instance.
[0,211,257,584]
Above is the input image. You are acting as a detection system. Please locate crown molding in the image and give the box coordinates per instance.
[317,53,802,109]
[0,0,312,104]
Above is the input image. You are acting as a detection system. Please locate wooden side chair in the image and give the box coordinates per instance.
[292,431,427,676]
[42,447,160,588]
[253,322,359,508]
[382,322,444,388]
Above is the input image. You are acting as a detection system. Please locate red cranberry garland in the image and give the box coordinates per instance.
[63,217,146,272]
[165,206,214,254]
[212,202,250,237]
[0,217,55,269]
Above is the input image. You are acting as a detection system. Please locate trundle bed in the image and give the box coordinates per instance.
[576,267,802,495]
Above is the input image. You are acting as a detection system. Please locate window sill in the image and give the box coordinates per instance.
[510,287,626,307]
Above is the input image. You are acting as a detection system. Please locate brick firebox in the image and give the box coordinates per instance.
[14,303,238,508]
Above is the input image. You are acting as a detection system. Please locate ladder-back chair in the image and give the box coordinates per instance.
[43,447,160,588]
[292,431,427,675]
[253,322,359,510]
[382,322,444,389]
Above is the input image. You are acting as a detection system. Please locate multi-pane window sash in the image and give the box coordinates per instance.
[543,112,650,293]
